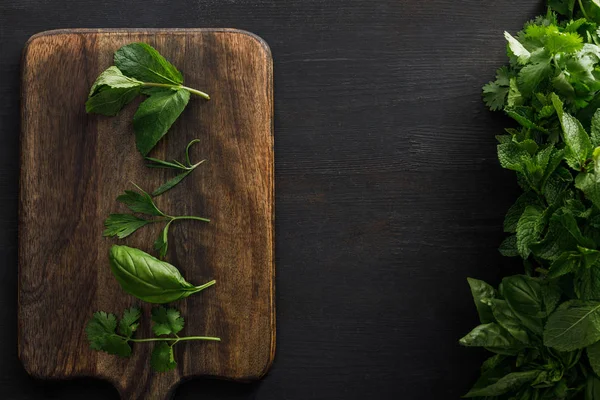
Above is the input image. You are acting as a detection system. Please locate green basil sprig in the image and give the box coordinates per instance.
[109,245,215,303]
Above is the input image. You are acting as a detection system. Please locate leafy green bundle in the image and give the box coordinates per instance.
[86,43,209,156]
[463,3,600,399]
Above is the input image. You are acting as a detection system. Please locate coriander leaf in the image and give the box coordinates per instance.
[88,66,142,97]
[152,170,192,197]
[459,323,524,355]
[133,88,190,156]
[85,312,132,357]
[463,370,541,398]
[467,278,496,324]
[114,42,183,85]
[109,245,216,303]
[118,307,141,338]
[85,86,141,116]
[548,0,576,16]
[543,300,600,351]
[545,30,584,54]
[587,341,600,378]
[483,81,509,111]
[516,205,545,258]
[552,72,576,100]
[103,214,151,239]
[507,78,523,107]
[548,251,581,278]
[505,31,531,64]
[151,306,185,336]
[517,59,552,96]
[151,342,177,372]
[116,184,164,216]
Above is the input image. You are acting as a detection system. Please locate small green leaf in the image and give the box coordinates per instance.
[516,205,545,258]
[551,93,592,169]
[118,307,141,338]
[88,66,142,97]
[587,341,600,377]
[85,86,141,116]
[505,31,531,64]
[463,370,541,397]
[117,184,164,216]
[133,88,191,156]
[591,110,600,147]
[151,306,185,336]
[114,42,183,85]
[500,235,519,257]
[467,278,496,324]
[152,170,193,197]
[587,375,600,400]
[518,60,552,96]
[548,251,580,278]
[486,299,530,344]
[459,323,524,355]
[150,342,177,372]
[103,214,151,239]
[543,300,600,351]
[153,223,170,259]
[504,192,540,233]
[85,312,132,357]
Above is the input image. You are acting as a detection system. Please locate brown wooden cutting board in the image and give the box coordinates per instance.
[18,29,274,400]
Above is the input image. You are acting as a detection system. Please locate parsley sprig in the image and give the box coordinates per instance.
[103,183,209,258]
[86,306,220,372]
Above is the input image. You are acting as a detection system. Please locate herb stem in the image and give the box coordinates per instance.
[193,279,217,292]
[578,0,589,19]
[141,82,210,100]
[129,336,221,343]
[173,215,211,223]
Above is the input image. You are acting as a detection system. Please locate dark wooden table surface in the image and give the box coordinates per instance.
[0,1,544,399]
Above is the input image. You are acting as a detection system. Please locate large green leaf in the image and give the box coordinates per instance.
[459,323,524,355]
[543,300,600,351]
[467,278,496,324]
[501,275,544,336]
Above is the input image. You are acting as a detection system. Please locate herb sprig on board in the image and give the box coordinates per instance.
[86,306,220,372]
[462,3,600,399]
[86,43,209,156]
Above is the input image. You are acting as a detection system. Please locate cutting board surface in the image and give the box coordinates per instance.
[18,29,274,399]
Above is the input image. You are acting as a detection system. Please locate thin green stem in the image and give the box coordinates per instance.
[129,336,220,343]
[141,82,210,100]
[579,0,589,19]
[181,85,211,100]
[173,215,211,223]
[194,279,216,292]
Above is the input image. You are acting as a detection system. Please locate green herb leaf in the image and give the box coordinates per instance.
[152,170,192,197]
[85,311,132,357]
[505,31,531,64]
[109,245,216,303]
[103,214,151,239]
[587,341,600,377]
[486,299,530,344]
[467,278,496,324]
[459,323,524,355]
[543,300,600,351]
[151,342,177,372]
[114,42,183,85]
[501,275,544,336]
[151,306,185,336]
[117,184,164,216]
[516,205,545,258]
[88,66,143,97]
[85,86,141,116]
[133,88,190,156]
[587,375,600,400]
[551,93,593,169]
[118,307,141,338]
[463,370,541,397]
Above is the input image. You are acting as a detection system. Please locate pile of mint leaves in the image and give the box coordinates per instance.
[461,2,600,399]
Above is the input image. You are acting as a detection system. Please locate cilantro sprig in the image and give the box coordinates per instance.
[103,183,209,258]
[86,306,220,372]
[86,43,209,156]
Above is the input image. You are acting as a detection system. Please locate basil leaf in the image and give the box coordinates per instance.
[459,323,524,355]
[543,300,600,351]
[486,299,530,344]
[114,42,183,85]
[109,245,215,303]
[463,370,541,397]
[501,275,544,336]
[133,88,190,156]
[467,277,496,324]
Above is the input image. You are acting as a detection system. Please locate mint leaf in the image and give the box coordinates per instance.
[587,341,600,377]
[151,306,185,336]
[114,42,183,85]
[543,300,600,351]
[151,342,177,372]
[591,109,600,147]
[88,66,142,97]
[499,235,519,257]
[467,278,496,324]
[551,93,592,169]
[548,251,581,278]
[504,192,540,233]
[516,205,545,257]
[133,88,190,156]
[530,208,592,260]
[103,214,151,239]
[85,86,141,116]
[576,260,600,300]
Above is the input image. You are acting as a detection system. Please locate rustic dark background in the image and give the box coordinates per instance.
[0,0,543,399]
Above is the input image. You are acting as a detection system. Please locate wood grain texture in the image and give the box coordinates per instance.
[18,29,274,400]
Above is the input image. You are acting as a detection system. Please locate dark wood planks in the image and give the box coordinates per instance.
[18,29,274,400]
